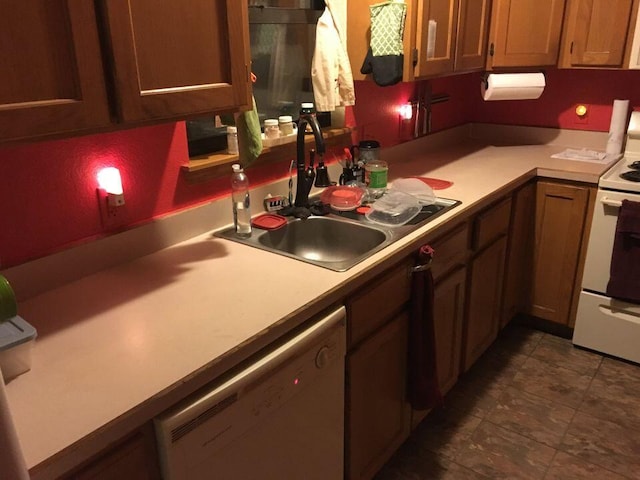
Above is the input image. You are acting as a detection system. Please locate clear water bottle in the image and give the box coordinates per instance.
[231,164,252,238]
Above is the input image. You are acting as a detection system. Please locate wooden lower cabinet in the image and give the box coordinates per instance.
[501,181,536,328]
[346,312,411,480]
[63,425,160,480]
[463,236,508,371]
[530,181,592,326]
[433,267,466,394]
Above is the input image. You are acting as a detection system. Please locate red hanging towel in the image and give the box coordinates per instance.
[606,200,640,303]
[408,245,443,410]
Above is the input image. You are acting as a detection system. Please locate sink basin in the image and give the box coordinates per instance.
[257,217,388,267]
[216,197,460,271]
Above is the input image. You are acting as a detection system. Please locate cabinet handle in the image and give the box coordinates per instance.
[600,197,623,207]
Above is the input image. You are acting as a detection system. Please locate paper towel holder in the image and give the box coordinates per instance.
[481,70,547,90]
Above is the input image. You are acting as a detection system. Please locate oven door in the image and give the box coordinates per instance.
[574,188,640,363]
[581,189,640,293]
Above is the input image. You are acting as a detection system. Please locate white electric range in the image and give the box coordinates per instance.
[573,111,640,364]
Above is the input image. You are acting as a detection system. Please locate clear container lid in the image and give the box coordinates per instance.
[264,119,279,126]
[0,316,37,351]
[278,115,293,123]
[365,190,421,226]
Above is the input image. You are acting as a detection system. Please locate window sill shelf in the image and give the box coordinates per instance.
[181,127,353,184]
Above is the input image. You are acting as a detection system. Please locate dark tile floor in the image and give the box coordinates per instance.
[375,325,640,480]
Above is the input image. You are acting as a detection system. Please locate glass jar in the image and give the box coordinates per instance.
[278,115,294,136]
[264,119,280,139]
[226,126,238,155]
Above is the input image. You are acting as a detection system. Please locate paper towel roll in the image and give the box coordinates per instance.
[481,73,545,101]
[606,99,630,155]
[0,367,30,480]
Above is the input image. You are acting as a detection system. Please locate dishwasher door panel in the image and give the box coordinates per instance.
[155,306,346,480]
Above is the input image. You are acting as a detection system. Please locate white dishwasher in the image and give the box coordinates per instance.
[154,306,346,480]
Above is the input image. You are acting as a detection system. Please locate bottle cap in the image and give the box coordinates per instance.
[264,119,278,126]
[278,115,293,123]
[232,163,242,173]
[227,126,237,133]
[301,102,314,109]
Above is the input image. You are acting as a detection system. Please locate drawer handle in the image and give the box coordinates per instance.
[601,197,623,208]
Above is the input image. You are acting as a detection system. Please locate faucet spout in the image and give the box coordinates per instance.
[294,114,326,208]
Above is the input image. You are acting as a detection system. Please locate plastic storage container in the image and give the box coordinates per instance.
[278,115,294,136]
[231,164,252,238]
[0,316,37,382]
[264,119,280,139]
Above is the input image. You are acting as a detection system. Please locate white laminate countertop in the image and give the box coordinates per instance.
[3,133,617,479]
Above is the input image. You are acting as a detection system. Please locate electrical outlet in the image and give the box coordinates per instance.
[97,190,128,230]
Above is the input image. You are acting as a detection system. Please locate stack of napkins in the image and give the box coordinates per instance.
[551,148,621,163]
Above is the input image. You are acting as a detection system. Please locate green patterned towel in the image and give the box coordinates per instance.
[370,1,406,57]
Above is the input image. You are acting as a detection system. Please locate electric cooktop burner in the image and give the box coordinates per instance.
[629,161,640,170]
[620,170,640,182]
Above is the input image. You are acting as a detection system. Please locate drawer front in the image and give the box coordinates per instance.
[473,197,512,251]
[348,261,412,347]
[430,223,469,282]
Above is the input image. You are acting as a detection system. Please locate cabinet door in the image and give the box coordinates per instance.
[0,1,111,142]
[347,0,418,82]
[501,182,536,328]
[101,0,252,123]
[415,0,458,77]
[65,428,160,480]
[347,312,410,480]
[454,0,492,71]
[559,0,634,67]
[530,181,590,325]
[434,267,466,393]
[463,236,507,371]
[487,0,566,68]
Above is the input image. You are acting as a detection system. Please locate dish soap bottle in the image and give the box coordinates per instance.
[231,164,252,238]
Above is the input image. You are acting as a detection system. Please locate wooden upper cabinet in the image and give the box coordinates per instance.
[0,1,111,142]
[100,0,252,123]
[347,0,418,82]
[454,0,492,72]
[559,0,636,68]
[487,0,567,68]
[415,0,458,77]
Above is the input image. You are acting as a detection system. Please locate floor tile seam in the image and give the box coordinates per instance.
[527,346,603,378]
[541,449,561,479]
[551,447,638,480]
[482,413,565,453]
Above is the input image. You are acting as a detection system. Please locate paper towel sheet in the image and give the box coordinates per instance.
[0,368,29,480]
[481,73,545,101]
[606,99,630,155]
[551,149,621,164]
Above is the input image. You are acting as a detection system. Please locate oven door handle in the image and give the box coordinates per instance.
[600,197,623,208]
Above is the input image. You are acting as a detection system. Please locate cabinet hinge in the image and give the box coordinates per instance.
[489,43,494,57]
[412,48,418,66]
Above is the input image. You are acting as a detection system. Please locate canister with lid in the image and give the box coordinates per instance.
[278,115,294,136]
[264,119,280,139]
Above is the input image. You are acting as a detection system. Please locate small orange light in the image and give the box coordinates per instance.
[575,104,588,117]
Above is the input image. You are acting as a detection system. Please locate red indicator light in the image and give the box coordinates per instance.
[293,378,300,385]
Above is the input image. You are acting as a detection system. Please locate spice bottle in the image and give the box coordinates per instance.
[226,126,238,155]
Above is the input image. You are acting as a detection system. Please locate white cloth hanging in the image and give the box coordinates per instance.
[312,0,355,112]
[0,369,30,480]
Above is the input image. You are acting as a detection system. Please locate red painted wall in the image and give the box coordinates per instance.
[2,68,640,268]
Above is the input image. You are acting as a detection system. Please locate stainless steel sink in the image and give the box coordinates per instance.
[215,197,460,271]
